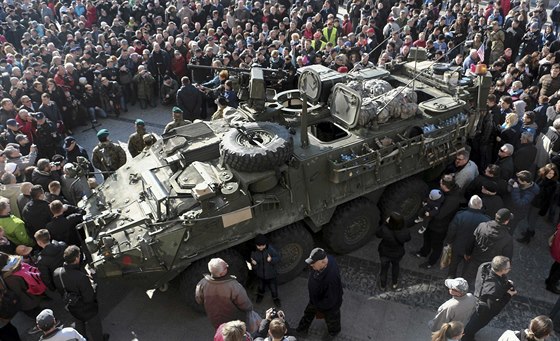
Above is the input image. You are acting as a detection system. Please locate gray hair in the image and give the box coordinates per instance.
[491,255,510,272]
[221,320,246,341]
[208,258,228,277]
[554,118,560,130]
[468,195,483,210]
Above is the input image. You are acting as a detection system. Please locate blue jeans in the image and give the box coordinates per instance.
[87,107,108,121]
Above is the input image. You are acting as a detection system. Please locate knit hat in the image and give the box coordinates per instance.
[254,234,267,246]
[172,106,183,113]
[429,189,442,201]
[135,119,145,126]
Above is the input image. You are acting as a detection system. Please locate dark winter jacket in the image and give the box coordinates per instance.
[250,245,280,280]
[376,224,411,259]
[531,177,557,215]
[511,182,540,218]
[21,199,53,237]
[445,208,491,256]
[37,241,67,291]
[513,143,537,173]
[46,214,83,246]
[308,255,343,312]
[480,194,505,218]
[31,169,61,192]
[176,84,203,120]
[468,220,513,262]
[54,263,99,321]
[3,272,41,311]
[474,262,513,313]
[496,156,515,181]
[427,186,465,234]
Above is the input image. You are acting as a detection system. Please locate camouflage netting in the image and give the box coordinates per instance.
[357,86,418,126]
[345,79,393,97]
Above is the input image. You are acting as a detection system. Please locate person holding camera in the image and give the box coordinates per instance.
[254,308,296,341]
[133,65,156,109]
[462,256,517,341]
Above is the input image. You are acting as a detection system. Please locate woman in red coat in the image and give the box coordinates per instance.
[171,50,187,81]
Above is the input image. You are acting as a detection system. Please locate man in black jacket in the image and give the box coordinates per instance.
[54,245,107,341]
[46,200,83,246]
[176,76,202,121]
[296,248,343,339]
[22,185,53,238]
[444,195,491,279]
[416,175,465,269]
[32,159,61,192]
[34,229,66,291]
[463,208,514,286]
[462,256,516,341]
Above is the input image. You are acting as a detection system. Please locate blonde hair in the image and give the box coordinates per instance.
[504,113,519,128]
[432,321,464,341]
[221,320,246,341]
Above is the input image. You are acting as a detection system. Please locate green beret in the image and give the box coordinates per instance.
[97,128,110,139]
[135,119,145,126]
[172,106,183,113]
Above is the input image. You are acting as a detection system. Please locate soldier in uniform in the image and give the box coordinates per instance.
[127,119,147,158]
[91,129,127,179]
[163,107,191,134]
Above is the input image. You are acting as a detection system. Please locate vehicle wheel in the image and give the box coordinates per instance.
[179,249,248,313]
[380,178,429,226]
[220,122,293,172]
[179,258,209,313]
[323,198,379,254]
[269,223,314,284]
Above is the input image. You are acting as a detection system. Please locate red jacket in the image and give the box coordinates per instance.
[171,55,187,80]
[15,115,35,143]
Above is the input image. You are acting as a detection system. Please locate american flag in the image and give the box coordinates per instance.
[477,43,485,62]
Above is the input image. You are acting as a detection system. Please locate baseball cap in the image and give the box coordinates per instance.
[63,136,76,148]
[445,277,468,293]
[5,119,17,127]
[305,248,327,265]
[36,309,56,331]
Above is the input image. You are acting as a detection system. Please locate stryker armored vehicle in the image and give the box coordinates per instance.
[78,56,492,309]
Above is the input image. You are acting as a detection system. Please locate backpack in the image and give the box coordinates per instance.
[11,262,47,296]
[0,277,20,319]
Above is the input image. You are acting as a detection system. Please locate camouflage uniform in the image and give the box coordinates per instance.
[163,119,191,134]
[127,127,146,158]
[92,141,127,178]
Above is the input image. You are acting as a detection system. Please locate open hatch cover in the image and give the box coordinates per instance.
[329,84,361,129]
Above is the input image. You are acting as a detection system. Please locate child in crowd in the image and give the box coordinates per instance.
[415,189,444,234]
[251,234,281,307]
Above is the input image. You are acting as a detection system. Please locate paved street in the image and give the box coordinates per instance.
[11,106,560,340]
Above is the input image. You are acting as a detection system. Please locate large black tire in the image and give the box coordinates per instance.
[220,122,293,172]
[269,223,314,284]
[179,249,248,313]
[380,178,429,226]
[323,198,379,254]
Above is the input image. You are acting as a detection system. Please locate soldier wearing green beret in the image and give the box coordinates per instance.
[127,119,148,158]
[92,129,127,179]
[163,107,192,134]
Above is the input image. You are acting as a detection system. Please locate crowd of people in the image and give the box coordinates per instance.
[0,0,560,339]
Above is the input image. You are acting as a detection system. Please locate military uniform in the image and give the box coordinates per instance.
[127,127,146,158]
[92,141,127,177]
[164,119,191,134]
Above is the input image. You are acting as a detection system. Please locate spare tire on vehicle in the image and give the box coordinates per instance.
[220,122,293,172]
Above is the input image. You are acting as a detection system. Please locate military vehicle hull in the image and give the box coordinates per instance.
[78,61,491,309]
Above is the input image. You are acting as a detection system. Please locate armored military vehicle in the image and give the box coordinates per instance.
[78,58,491,309]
